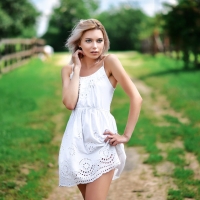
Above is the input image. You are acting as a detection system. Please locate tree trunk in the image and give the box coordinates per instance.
[183,48,189,69]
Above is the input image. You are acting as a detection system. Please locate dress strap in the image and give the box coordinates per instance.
[102,58,105,67]
[102,55,109,67]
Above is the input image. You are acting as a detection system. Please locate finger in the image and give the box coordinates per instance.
[76,49,83,54]
[110,140,118,146]
[103,129,113,135]
[109,139,116,145]
[104,134,114,142]
[109,140,113,145]
[103,132,112,136]
[104,136,110,143]
[112,141,118,146]
[77,50,84,56]
[80,50,84,55]
[109,138,115,143]
[73,50,83,57]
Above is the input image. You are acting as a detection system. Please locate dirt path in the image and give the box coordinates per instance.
[46,146,175,200]
[45,55,198,200]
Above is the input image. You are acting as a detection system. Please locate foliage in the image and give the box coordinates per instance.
[97,6,153,51]
[162,0,200,67]
[43,0,99,51]
[0,0,39,38]
[44,1,152,52]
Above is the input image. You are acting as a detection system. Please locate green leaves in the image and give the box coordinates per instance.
[43,0,99,51]
[0,0,39,38]
[97,7,151,51]
[162,0,200,67]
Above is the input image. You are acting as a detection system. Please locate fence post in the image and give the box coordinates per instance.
[0,38,45,74]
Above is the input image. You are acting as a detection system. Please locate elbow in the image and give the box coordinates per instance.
[66,105,75,110]
[139,95,143,104]
[138,95,143,106]
[62,99,76,110]
[130,94,143,106]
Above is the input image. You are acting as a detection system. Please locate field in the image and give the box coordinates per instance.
[0,52,199,200]
[114,52,200,200]
[0,56,68,199]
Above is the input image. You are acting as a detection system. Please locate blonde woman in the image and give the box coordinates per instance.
[59,19,142,200]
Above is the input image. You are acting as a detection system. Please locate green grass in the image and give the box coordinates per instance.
[167,148,185,166]
[168,189,183,200]
[0,56,68,199]
[111,51,200,200]
[128,52,200,125]
[1,51,200,199]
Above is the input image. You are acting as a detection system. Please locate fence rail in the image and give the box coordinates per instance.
[0,38,45,74]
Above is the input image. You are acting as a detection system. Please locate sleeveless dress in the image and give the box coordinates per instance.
[59,64,126,187]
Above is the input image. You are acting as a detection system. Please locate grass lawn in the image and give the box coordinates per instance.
[0,56,69,199]
[0,51,199,199]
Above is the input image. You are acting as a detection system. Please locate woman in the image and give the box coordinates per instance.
[59,19,142,200]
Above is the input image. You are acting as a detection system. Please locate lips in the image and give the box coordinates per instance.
[91,51,98,53]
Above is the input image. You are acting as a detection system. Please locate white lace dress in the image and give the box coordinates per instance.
[59,65,126,187]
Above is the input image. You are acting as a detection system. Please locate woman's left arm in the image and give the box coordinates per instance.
[104,54,143,146]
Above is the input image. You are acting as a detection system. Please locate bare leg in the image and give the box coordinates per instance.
[85,169,115,200]
[77,184,86,199]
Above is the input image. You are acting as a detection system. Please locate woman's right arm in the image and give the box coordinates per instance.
[61,66,80,110]
[61,50,83,110]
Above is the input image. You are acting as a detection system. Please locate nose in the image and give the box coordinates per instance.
[92,41,97,49]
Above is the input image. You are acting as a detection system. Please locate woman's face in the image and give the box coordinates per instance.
[79,29,104,59]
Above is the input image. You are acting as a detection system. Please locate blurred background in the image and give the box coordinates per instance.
[1,0,200,67]
[0,0,200,200]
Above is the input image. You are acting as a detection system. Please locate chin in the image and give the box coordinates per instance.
[88,54,100,59]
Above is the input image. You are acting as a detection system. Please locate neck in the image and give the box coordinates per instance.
[81,57,100,69]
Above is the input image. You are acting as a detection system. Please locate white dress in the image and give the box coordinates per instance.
[59,64,126,187]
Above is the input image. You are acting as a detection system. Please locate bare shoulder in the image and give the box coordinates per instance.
[61,64,73,76]
[104,54,123,72]
[104,53,129,84]
[104,54,119,63]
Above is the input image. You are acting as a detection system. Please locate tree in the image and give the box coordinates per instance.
[43,0,99,51]
[163,0,200,68]
[96,6,152,51]
[0,0,39,38]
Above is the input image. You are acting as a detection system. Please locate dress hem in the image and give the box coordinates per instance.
[59,162,120,187]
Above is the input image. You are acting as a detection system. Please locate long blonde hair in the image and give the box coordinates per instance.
[66,19,110,56]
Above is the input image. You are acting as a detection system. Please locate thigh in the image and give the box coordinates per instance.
[85,169,115,200]
[77,184,86,199]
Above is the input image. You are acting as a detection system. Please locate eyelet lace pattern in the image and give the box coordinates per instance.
[59,66,126,187]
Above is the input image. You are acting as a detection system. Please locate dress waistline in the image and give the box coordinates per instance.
[74,107,110,112]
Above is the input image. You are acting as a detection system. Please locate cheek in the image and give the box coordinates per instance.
[99,42,104,49]
[82,44,91,51]
[101,44,105,52]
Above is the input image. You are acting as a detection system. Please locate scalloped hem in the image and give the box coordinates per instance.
[59,162,120,187]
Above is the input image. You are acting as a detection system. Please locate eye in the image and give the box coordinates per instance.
[97,39,103,43]
[85,39,92,43]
